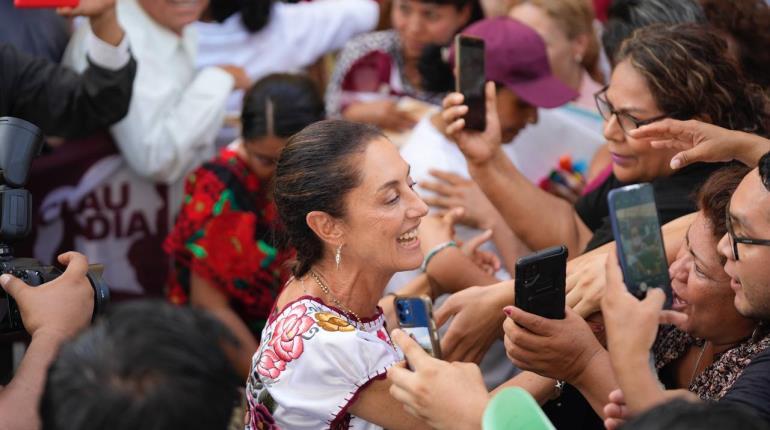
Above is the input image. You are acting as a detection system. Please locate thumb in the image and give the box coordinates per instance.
[640,288,667,313]
[391,329,430,369]
[434,295,461,327]
[464,229,493,253]
[670,145,705,170]
[0,274,29,299]
[442,206,465,226]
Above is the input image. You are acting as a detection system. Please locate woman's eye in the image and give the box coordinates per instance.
[388,194,400,205]
[694,264,707,278]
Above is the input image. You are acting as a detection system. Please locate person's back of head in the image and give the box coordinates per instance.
[602,0,707,64]
[207,0,275,33]
[40,301,241,430]
[621,399,770,430]
[698,0,770,89]
[241,73,325,141]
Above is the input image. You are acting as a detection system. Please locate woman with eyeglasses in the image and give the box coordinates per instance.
[441,23,770,259]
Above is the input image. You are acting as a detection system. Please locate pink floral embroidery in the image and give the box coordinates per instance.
[256,303,316,380]
[270,303,315,362]
[257,349,286,379]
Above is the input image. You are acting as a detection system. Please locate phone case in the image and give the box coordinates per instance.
[515,246,568,319]
[454,35,486,131]
[394,296,442,359]
[14,0,79,7]
[607,183,673,308]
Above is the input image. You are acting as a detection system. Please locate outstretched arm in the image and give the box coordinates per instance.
[441,83,594,256]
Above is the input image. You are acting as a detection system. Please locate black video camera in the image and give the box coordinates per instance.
[0,117,109,334]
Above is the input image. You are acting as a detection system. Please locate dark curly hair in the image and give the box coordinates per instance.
[697,164,751,243]
[616,24,770,137]
[207,0,274,33]
[273,120,384,277]
[698,0,770,89]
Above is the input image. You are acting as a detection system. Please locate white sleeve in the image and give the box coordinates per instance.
[85,29,131,71]
[110,66,234,184]
[273,0,379,69]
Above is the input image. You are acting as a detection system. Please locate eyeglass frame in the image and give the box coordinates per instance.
[594,86,671,135]
[725,201,770,261]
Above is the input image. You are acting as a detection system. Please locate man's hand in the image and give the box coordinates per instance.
[601,252,687,370]
[218,65,252,91]
[629,119,770,169]
[435,281,512,363]
[503,306,603,383]
[58,0,124,47]
[565,250,610,318]
[441,82,503,166]
[0,252,94,340]
[421,170,502,230]
[388,329,489,430]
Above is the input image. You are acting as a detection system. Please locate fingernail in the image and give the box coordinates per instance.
[671,158,681,169]
[503,306,513,316]
[0,274,10,286]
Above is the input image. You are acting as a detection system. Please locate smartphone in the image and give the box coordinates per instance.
[608,183,673,308]
[515,246,568,319]
[394,296,442,360]
[14,0,79,8]
[454,34,486,131]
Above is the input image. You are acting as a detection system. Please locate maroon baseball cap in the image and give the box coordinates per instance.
[450,17,578,108]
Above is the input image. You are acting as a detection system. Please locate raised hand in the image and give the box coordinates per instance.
[629,119,770,169]
[441,82,503,166]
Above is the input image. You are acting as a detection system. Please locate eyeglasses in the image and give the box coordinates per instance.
[594,87,669,135]
[725,202,770,260]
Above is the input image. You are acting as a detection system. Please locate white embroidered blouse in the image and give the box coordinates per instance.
[245,296,401,430]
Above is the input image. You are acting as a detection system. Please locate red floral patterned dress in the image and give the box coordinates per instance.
[164,147,292,338]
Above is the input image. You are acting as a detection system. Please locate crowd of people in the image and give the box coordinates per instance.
[1,0,770,429]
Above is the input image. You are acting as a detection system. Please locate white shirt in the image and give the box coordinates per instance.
[247,298,400,430]
[63,0,234,188]
[195,0,379,115]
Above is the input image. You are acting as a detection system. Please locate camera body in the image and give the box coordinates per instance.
[0,117,110,334]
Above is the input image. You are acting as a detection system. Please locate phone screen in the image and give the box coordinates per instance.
[455,35,486,131]
[609,184,672,307]
[395,297,441,359]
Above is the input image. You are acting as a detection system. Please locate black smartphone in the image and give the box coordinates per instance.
[394,296,442,360]
[515,246,568,320]
[454,34,486,131]
[608,183,673,308]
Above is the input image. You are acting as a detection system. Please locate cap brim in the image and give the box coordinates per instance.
[508,76,579,109]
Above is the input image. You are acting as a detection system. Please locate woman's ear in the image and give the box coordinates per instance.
[572,33,591,63]
[306,211,344,246]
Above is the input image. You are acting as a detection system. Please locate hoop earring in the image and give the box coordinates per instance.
[335,244,342,270]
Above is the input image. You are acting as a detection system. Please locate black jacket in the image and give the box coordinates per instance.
[0,43,136,138]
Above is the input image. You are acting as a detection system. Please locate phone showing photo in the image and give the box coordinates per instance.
[394,296,442,360]
[454,34,486,131]
[14,0,79,8]
[608,183,673,308]
[515,245,568,320]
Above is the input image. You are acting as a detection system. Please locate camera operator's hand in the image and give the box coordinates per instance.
[58,0,124,47]
[0,252,94,340]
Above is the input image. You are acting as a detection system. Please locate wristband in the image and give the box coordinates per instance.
[420,240,457,273]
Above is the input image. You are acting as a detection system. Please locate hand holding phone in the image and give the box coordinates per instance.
[515,246,568,320]
[607,183,673,308]
[454,35,486,131]
[394,296,442,361]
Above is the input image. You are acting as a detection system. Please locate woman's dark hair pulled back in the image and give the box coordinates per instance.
[241,74,325,140]
[274,120,384,277]
[616,24,770,136]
